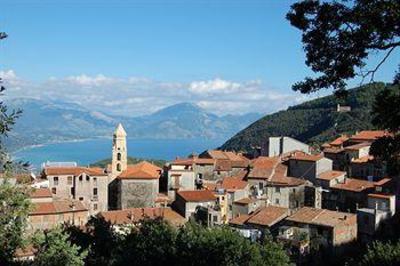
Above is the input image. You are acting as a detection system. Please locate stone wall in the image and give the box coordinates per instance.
[119,179,159,209]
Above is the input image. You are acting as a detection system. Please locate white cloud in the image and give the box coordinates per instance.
[1,70,308,116]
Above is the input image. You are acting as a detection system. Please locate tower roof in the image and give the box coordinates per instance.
[114,123,127,137]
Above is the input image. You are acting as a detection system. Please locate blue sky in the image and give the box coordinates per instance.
[0,0,399,116]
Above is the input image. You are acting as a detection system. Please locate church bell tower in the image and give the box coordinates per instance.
[111,123,127,176]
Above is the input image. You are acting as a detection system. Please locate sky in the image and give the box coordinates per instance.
[0,0,399,117]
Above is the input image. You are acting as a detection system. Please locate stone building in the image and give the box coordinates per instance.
[174,190,217,219]
[246,157,307,211]
[284,207,357,251]
[288,153,332,183]
[107,124,162,210]
[42,166,108,215]
[262,136,310,157]
[28,188,88,232]
[229,205,289,239]
[110,161,162,209]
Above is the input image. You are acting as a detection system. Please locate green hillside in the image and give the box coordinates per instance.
[220,83,389,152]
[91,156,167,168]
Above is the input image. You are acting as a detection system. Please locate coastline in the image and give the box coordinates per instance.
[11,136,111,154]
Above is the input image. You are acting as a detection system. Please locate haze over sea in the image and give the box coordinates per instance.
[14,138,224,171]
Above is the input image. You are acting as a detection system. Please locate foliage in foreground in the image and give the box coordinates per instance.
[32,227,87,266]
[65,217,290,266]
[359,241,400,266]
[0,179,31,265]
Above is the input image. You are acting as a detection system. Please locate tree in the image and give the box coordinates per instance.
[286,0,399,94]
[116,218,177,266]
[359,241,400,266]
[32,227,87,266]
[287,1,400,177]
[64,216,123,266]
[0,178,31,264]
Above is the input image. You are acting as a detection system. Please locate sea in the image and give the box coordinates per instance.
[13,138,225,172]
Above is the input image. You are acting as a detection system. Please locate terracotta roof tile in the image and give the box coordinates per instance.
[344,142,371,151]
[246,206,289,227]
[374,178,391,186]
[234,197,257,205]
[221,177,248,191]
[289,153,324,162]
[118,161,162,179]
[100,207,185,226]
[286,207,356,228]
[317,170,346,181]
[329,135,349,146]
[351,155,374,163]
[229,214,251,226]
[30,200,87,215]
[177,190,216,202]
[350,130,391,142]
[368,193,395,200]
[30,188,52,198]
[332,178,375,192]
[44,167,107,176]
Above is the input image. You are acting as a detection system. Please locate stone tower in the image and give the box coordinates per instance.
[111,123,127,176]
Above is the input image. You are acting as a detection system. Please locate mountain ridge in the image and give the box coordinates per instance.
[4,98,262,152]
[219,83,389,152]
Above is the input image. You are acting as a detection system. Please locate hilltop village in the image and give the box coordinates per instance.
[12,124,397,262]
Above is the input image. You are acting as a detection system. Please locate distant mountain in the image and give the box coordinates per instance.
[220,83,389,152]
[4,99,262,151]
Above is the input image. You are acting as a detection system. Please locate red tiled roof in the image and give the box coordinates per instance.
[368,193,394,200]
[352,155,374,163]
[215,159,232,171]
[177,190,216,202]
[268,174,306,187]
[374,178,391,186]
[234,197,257,205]
[350,130,391,142]
[289,153,324,162]
[229,214,251,226]
[246,206,289,227]
[329,135,349,146]
[118,161,161,180]
[30,188,52,198]
[344,142,370,151]
[100,207,185,227]
[317,170,346,181]
[286,207,356,228]
[332,178,375,192]
[221,177,248,191]
[44,166,107,176]
[171,158,215,166]
[30,200,87,215]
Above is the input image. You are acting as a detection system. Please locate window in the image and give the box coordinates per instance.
[67,176,72,185]
[51,187,56,194]
[117,153,122,161]
[70,187,75,196]
[275,187,280,193]
[93,188,98,196]
[293,188,296,193]
[117,163,121,171]
[93,203,98,211]
[79,197,84,201]
[213,216,218,222]
[275,198,280,205]
[53,176,59,186]
[79,175,83,181]
[93,177,97,186]
[259,182,263,190]
[86,175,90,181]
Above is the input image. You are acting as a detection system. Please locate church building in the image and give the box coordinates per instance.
[108,123,162,210]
